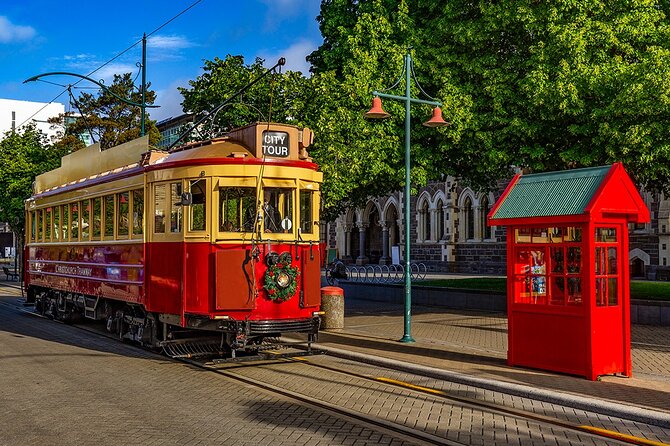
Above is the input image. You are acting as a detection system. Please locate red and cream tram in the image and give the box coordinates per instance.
[24,122,323,356]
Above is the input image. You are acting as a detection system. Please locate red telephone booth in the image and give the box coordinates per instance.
[488,164,649,380]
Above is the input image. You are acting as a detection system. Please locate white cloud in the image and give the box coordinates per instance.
[153,79,188,122]
[145,35,197,62]
[148,35,194,50]
[0,16,36,43]
[259,39,317,75]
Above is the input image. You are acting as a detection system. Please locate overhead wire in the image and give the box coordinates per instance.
[18,0,205,131]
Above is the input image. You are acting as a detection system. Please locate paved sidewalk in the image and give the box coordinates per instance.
[315,296,670,421]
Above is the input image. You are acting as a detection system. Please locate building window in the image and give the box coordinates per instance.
[419,199,431,241]
[464,197,474,240]
[436,199,444,240]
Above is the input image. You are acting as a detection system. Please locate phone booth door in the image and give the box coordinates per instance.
[591,224,627,377]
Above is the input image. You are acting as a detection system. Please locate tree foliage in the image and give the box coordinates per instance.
[307,0,670,214]
[54,73,161,149]
[179,55,309,139]
[305,0,429,219]
[0,125,68,236]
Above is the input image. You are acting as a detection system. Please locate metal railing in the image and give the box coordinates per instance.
[325,261,427,285]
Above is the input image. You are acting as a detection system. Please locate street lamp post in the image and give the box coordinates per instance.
[365,50,447,343]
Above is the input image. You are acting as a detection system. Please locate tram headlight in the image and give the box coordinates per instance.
[265,252,279,266]
[279,252,292,265]
[275,270,292,289]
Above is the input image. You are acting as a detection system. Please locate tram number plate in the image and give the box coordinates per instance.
[262,131,290,157]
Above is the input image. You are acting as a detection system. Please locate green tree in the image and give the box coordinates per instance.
[56,73,161,149]
[0,125,68,256]
[308,0,670,208]
[306,0,430,219]
[179,55,309,139]
[414,0,670,193]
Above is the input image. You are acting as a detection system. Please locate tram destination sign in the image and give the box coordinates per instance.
[262,130,290,157]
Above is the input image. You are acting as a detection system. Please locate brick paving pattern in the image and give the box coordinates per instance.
[1,280,669,445]
[0,298,418,446]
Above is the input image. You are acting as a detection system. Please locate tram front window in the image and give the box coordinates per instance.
[220,187,256,232]
[263,188,293,233]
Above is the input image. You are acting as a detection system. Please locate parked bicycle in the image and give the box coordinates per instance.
[325,259,348,285]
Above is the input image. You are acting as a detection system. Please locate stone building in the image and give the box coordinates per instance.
[324,175,670,279]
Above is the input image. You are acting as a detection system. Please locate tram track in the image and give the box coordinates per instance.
[0,295,449,445]
[275,355,669,446]
[2,293,669,446]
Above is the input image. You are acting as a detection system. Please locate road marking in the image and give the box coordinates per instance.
[579,426,670,446]
[367,374,670,446]
[375,376,446,396]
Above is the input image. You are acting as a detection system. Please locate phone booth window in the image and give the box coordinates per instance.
[595,228,618,307]
[514,249,547,304]
[512,226,583,306]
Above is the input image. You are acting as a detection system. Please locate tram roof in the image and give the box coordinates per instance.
[33,123,316,195]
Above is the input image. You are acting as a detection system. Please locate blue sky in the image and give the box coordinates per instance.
[0,0,322,122]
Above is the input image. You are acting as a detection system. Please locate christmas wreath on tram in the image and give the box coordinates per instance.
[263,251,299,302]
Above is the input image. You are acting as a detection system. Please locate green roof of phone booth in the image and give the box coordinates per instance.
[490,165,612,219]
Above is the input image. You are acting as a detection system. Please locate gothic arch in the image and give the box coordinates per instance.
[344,207,357,226]
[416,190,433,209]
[433,190,447,206]
[629,248,650,265]
[361,200,382,224]
[457,187,478,208]
[383,196,401,222]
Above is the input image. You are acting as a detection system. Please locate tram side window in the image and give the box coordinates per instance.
[154,184,167,233]
[62,205,69,241]
[71,203,79,240]
[104,195,114,239]
[92,197,102,240]
[53,206,60,241]
[219,187,256,232]
[170,183,182,233]
[44,207,52,242]
[29,211,36,242]
[118,192,130,237]
[189,180,206,232]
[132,189,144,238]
[263,187,293,233]
[299,190,314,234]
[37,209,43,242]
[81,199,90,240]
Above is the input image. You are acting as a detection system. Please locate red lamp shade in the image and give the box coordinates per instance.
[364,97,390,119]
[423,106,449,127]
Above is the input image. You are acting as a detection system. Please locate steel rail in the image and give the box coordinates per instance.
[289,357,667,446]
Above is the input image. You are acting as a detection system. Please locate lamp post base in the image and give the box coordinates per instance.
[398,334,416,343]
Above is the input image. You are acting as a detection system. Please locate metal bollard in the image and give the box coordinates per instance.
[320,286,344,329]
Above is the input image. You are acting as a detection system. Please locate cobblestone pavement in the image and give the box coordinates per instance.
[0,296,420,446]
[1,280,668,445]
[316,298,670,414]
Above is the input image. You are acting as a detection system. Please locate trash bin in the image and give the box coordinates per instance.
[320,286,344,329]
